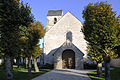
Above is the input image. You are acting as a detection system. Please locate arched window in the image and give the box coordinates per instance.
[66,31,72,42]
[54,18,57,24]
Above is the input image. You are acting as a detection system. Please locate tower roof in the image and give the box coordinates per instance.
[47,10,63,16]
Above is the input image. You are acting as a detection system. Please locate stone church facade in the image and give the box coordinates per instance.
[43,10,87,69]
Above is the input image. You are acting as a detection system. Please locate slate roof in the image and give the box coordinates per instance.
[47,10,63,16]
[53,40,84,56]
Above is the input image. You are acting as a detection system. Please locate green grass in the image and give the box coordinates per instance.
[88,72,105,80]
[88,68,120,80]
[110,68,120,80]
[0,65,52,80]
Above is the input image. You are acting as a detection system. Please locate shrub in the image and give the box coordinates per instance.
[39,64,54,69]
[84,62,97,69]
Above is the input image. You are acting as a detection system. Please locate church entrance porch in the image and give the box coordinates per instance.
[54,40,84,69]
[62,50,75,69]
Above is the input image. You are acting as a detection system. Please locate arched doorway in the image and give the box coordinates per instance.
[62,50,75,69]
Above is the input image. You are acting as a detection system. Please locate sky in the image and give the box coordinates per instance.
[23,0,120,48]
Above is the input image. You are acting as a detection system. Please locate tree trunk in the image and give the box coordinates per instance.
[104,57,110,80]
[23,57,25,65]
[97,63,102,77]
[19,58,21,64]
[33,58,39,72]
[16,57,20,68]
[28,56,32,73]
[25,57,28,69]
[11,57,14,71]
[5,55,13,80]
[3,55,6,70]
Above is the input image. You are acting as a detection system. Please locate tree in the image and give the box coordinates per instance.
[113,20,120,57]
[87,45,103,77]
[32,44,42,72]
[0,0,33,79]
[82,2,119,80]
[19,26,30,69]
[26,21,45,73]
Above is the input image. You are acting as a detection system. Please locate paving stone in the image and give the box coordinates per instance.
[32,69,91,80]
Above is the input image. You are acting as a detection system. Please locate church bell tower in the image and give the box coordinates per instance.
[46,10,63,31]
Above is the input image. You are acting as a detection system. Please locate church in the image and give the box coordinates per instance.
[43,10,88,69]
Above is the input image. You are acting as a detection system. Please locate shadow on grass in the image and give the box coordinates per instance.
[88,68,120,80]
[0,65,52,80]
[13,69,51,80]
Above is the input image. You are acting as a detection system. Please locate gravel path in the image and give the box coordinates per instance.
[32,69,92,80]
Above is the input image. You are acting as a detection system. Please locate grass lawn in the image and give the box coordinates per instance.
[88,68,120,80]
[0,65,52,80]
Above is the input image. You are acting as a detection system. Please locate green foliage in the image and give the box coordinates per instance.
[0,0,34,79]
[29,21,45,39]
[87,45,103,63]
[84,62,97,69]
[27,21,45,56]
[32,44,41,58]
[0,0,33,56]
[0,48,5,57]
[19,21,45,58]
[82,2,120,62]
[27,21,45,47]
[39,64,54,69]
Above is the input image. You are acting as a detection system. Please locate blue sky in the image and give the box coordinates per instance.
[23,0,120,26]
[23,0,120,48]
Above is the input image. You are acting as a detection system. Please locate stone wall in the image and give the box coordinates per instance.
[110,58,120,68]
[44,12,87,65]
[54,40,84,69]
[46,16,62,31]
